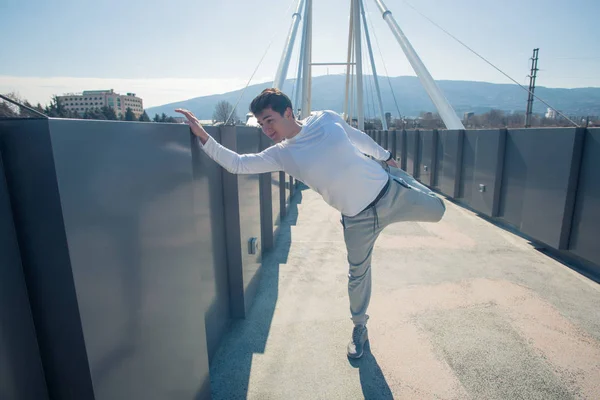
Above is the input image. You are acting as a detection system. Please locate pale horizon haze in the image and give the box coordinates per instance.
[1,0,598,107]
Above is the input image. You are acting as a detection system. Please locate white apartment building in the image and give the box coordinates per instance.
[545,108,558,119]
[57,89,144,118]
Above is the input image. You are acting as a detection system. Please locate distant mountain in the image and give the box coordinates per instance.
[147,75,600,120]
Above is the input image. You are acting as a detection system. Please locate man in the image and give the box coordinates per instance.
[176,88,445,359]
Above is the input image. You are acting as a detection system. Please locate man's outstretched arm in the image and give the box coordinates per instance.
[329,112,398,167]
[176,109,282,174]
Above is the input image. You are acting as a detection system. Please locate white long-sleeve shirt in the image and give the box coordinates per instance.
[201,110,391,217]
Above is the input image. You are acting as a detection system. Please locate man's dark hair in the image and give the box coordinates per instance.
[250,88,294,117]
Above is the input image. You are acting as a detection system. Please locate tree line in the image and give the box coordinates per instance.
[362,109,598,130]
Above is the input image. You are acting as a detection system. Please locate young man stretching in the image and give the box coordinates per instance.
[176,88,445,359]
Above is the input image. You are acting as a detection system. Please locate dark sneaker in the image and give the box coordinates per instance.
[347,324,368,359]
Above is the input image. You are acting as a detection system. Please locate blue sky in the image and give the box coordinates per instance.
[1,0,598,107]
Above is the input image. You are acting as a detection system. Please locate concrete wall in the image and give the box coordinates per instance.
[0,150,49,400]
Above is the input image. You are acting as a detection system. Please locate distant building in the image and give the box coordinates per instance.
[545,108,558,119]
[57,89,144,118]
[385,112,392,128]
[246,112,259,127]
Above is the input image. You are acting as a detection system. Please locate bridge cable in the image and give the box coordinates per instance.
[363,30,377,122]
[401,0,580,127]
[363,0,403,120]
[290,33,301,112]
[227,0,298,124]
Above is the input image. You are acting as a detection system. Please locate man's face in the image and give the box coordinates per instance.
[256,106,292,143]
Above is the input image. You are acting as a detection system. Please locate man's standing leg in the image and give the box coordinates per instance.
[342,210,383,358]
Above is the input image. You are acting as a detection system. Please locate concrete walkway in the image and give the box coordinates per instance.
[210,185,600,400]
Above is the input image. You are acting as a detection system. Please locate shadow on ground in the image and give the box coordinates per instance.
[209,188,302,399]
[348,342,394,400]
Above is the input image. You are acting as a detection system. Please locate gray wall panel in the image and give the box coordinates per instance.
[0,119,96,400]
[388,130,397,157]
[395,130,407,170]
[0,149,49,400]
[285,173,291,207]
[568,128,600,266]
[432,130,440,188]
[459,129,506,217]
[258,134,282,227]
[406,130,420,177]
[289,174,295,198]
[271,171,281,234]
[419,130,436,185]
[459,130,476,200]
[47,119,212,399]
[279,171,287,218]
[434,130,444,189]
[258,133,274,253]
[499,128,584,249]
[193,127,230,362]
[437,130,463,197]
[234,127,263,316]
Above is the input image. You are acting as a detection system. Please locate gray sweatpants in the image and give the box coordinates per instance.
[342,166,445,326]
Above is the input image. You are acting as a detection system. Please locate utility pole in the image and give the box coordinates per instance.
[525,48,539,128]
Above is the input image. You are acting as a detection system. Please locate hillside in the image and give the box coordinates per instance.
[147,75,600,120]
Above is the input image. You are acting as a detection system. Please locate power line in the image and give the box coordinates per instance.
[400,0,580,127]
